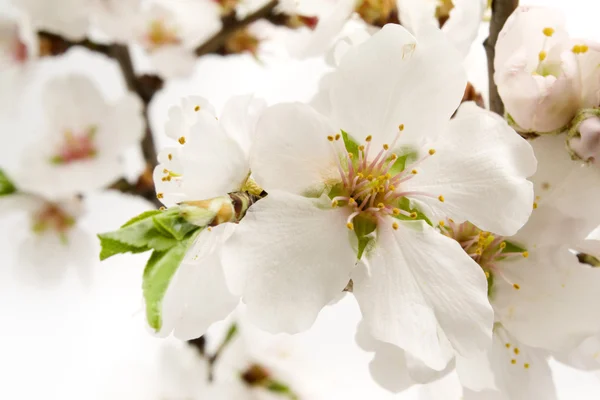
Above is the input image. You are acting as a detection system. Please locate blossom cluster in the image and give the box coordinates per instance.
[2,1,600,399]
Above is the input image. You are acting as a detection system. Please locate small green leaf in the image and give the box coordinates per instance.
[0,168,16,196]
[143,232,199,331]
[98,236,149,261]
[354,215,377,259]
[121,210,162,228]
[266,380,298,399]
[153,210,199,241]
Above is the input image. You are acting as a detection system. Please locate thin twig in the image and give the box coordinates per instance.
[38,31,112,57]
[484,0,518,115]
[195,0,279,56]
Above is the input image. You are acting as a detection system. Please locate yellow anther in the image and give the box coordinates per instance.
[533,202,538,209]
[367,174,374,181]
[513,283,521,290]
[207,227,212,232]
[166,176,172,181]
[389,185,396,191]
[383,144,389,150]
[390,153,398,161]
[429,149,436,155]
[514,348,520,355]
[377,202,385,209]
[357,173,364,179]
[572,44,582,54]
[335,133,341,140]
[347,222,354,230]
[411,169,418,174]
[194,105,200,111]
[511,359,517,365]
[448,218,454,223]
[522,251,529,258]
[163,168,169,174]
[475,248,483,256]
[581,44,589,53]
[410,212,417,219]
[439,221,445,227]
[327,135,334,141]
[365,135,372,142]
[398,124,405,131]
[485,271,490,278]
[161,177,167,181]
[348,153,354,159]
[543,27,555,37]
[159,206,166,211]
[392,208,401,215]
[168,153,173,160]
[358,145,365,151]
[500,242,507,249]
[392,222,399,230]
[348,198,357,206]
[506,343,511,349]
[157,193,164,199]
[178,136,186,145]
[385,173,392,179]
[538,51,547,61]
[438,195,445,202]
[331,200,339,207]
[524,363,530,369]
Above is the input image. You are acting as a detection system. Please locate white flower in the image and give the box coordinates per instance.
[10,0,90,40]
[397,0,486,60]
[222,25,536,370]
[16,74,144,199]
[0,192,92,284]
[89,0,142,43]
[495,6,600,134]
[153,95,266,340]
[134,0,222,78]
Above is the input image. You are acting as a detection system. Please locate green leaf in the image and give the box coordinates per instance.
[265,380,298,400]
[98,236,149,261]
[153,210,198,241]
[143,232,199,331]
[341,130,359,157]
[121,210,162,228]
[0,168,16,196]
[354,215,377,259]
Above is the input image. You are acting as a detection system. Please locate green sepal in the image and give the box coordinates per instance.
[265,381,299,400]
[341,130,359,157]
[0,168,17,197]
[388,149,417,176]
[502,240,527,254]
[353,215,377,259]
[486,271,495,298]
[143,230,200,331]
[392,197,433,226]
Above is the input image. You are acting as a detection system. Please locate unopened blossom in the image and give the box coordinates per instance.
[153,95,265,340]
[17,74,144,199]
[134,0,222,78]
[495,6,600,134]
[223,25,536,370]
[397,0,486,59]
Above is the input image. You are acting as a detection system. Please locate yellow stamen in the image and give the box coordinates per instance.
[438,195,445,202]
[358,145,365,151]
[383,144,389,150]
[157,193,164,199]
[522,251,529,258]
[159,206,166,211]
[500,242,507,249]
[365,135,372,142]
[524,363,530,369]
[194,105,200,111]
[514,348,520,355]
[331,200,339,207]
[398,124,405,131]
[392,222,399,230]
[411,169,418,174]
[533,202,538,209]
[506,343,511,348]
[335,133,341,141]
[348,153,354,159]
[392,208,400,215]
[538,51,547,61]
[543,27,555,37]
[429,149,436,155]
[168,153,173,160]
[327,135,334,142]
[439,221,445,227]
[410,212,417,219]
[511,359,517,365]
[178,136,186,145]
[513,283,520,290]
[347,222,354,230]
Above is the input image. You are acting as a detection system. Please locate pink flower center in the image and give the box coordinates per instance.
[51,127,98,164]
[32,202,76,235]
[328,126,442,230]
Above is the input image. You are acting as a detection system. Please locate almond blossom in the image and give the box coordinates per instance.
[151,95,265,340]
[16,74,144,199]
[495,6,600,135]
[133,0,222,78]
[10,0,90,40]
[222,25,536,370]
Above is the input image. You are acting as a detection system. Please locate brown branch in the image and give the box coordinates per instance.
[195,0,279,56]
[484,0,519,115]
[38,30,112,57]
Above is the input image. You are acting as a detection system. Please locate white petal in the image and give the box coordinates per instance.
[555,334,600,371]
[529,134,600,222]
[179,110,249,200]
[96,92,144,153]
[150,46,196,79]
[441,0,486,59]
[158,225,239,340]
[221,190,356,333]
[165,96,215,142]
[329,23,467,151]
[219,94,267,156]
[404,103,536,236]
[251,103,339,196]
[492,245,600,352]
[353,218,493,370]
[456,349,497,392]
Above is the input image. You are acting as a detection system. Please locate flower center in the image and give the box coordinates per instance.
[51,126,98,164]
[356,0,397,26]
[328,126,441,230]
[439,220,528,293]
[32,202,76,236]
[145,19,181,50]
